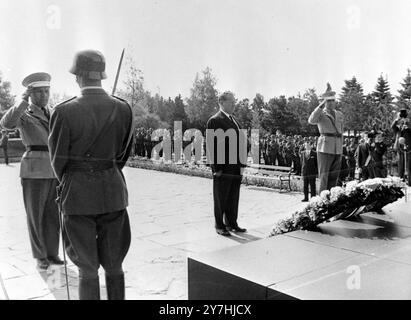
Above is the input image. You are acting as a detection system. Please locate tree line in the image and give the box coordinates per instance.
[117,59,411,137]
[2,62,411,136]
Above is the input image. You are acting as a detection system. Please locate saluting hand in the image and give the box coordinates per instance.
[22,86,33,102]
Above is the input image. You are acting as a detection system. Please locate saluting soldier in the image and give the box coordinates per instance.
[308,83,344,192]
[0,73,62,270]
[48,50,134,300]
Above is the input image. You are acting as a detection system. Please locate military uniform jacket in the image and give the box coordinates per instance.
[308,106,344,155]
[0,100,55,179]
[48,88,134,216]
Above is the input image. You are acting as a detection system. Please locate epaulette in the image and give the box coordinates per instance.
[55,96,77,108]
[112,95,129,104]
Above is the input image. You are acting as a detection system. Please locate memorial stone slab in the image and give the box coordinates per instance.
[188,201,411,300]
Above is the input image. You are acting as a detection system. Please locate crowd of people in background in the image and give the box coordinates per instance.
[259,131,393,182]
[132,128,156,158]
[130,126,404,184]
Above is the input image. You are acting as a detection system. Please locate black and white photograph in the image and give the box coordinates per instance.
[1,0,411,307]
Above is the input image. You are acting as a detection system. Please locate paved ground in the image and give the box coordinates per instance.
[0,163,309,300]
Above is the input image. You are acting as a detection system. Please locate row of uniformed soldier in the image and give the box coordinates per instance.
[133,127,155,158]
[1,50,134,300]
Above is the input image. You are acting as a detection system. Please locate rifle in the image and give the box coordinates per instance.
[112,48,125,95]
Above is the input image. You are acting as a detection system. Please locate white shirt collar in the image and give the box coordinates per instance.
[81,86,105,92]
[220,107,232,119]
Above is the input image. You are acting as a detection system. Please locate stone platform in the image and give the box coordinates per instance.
[188,200,411,300]
[0,164,309,300]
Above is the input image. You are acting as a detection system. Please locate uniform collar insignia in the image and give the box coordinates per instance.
[27,104,49,123]
[81,86,106,95]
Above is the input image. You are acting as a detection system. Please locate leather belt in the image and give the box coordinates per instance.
[27,145,49,152]
[65,160,115,173]
[321,133,342,138]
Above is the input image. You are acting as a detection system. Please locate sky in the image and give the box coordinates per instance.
[1,0,411,101]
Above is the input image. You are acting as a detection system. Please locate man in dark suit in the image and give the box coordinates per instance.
[300,141,318,202]
[206,91,247,236]
[346,138,357,180]
[0,130,9,165]
[49,50,134,300]
[368,133,387,178]
[355,133,371,181]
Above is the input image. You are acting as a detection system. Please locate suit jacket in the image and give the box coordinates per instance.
[308,107,344,155]
[355,143,370,168]
[48,88,134,215]
[0,100,55,178]
[206,110,247,173]
[300,150,318,178]
[370,142,387,165]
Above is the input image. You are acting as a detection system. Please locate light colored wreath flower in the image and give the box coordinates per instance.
[330,186,345,202]
[345,180,359,194]
[309,195,323,208]
[320,190,331,201]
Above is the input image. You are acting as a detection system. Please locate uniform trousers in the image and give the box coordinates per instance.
[317,152,342,192]
[1,146,8,165]
[213,168,242,230]
[63,210,131,280]
[21,178,60,260]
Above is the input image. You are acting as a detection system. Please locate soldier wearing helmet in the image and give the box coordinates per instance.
[48,50,134,300]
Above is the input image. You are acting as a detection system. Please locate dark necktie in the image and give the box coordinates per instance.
[42,107,50,120]
[229,115,237,127]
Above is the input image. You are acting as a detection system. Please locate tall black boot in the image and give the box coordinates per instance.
[105,274,125,300]
[78,277,100,300]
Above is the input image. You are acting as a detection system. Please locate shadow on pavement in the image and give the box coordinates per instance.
[37,265,79,300]
[227,232,262,244]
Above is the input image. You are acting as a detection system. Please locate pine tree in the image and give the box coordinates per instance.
[372,74,393,104]
[365,75,395,132]
[340,76,364,97]
[339,77,366,133]
[396,68,411,110]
